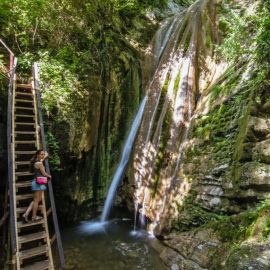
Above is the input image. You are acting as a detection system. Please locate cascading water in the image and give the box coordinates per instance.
[133,0,220,234]
[101,96,148,222]
[133,12,186,229]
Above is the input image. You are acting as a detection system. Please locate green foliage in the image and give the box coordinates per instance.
[174,0,195,7]
[255,0,270,78]
[261,217,270,240]
[38,51,85,122]
[216,0,262,63]
[46,131,62,172]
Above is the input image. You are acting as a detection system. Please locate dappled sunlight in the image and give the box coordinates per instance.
[132,0,221,233]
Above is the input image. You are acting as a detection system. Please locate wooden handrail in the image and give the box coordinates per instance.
[0,38,15,75]
[33,62,65,269]
[7,57,18,254]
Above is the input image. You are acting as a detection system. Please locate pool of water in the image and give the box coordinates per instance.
[62,219,167,270]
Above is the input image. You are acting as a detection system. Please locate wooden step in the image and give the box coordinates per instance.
[15,171,34,177]
[16,161,31,166]
[17,205,43,213]
[18,231,47,244]
[18,220,44,229]
[16,84,32,89]
[15,114,35,118]
[16,194,33,201]
[16,151,36,155]
[15,99,34,103]
[15,140,36,144]
[16,181,32,188]
[15,122,35,126]
[16,91,33,96]
[15,106,34,111]
[16,182,32,189]
[21,260,50,270]
[19,245,48,261]
[15,131,36,135]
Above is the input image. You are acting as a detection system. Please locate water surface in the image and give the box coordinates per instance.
[62,219,167,270]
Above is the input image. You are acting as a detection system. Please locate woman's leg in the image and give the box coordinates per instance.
[32,191,40,221]
[37,190,43,216]
[23,201,34,221]
[38,190,43,203]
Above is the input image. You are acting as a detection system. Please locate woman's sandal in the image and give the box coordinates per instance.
[32,215,43,222]
[22,213,29,223]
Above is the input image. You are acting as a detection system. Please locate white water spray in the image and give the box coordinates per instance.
[101,96,148,222]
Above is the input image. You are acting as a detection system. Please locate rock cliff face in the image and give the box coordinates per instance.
[123,0,270,268]
[158,62,270,269]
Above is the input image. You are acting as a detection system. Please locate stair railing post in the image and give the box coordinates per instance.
[0,38,14,76]
[7,57,18,255]
[33,62,65,269]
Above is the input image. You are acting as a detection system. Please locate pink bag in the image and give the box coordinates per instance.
[36,177,48,185]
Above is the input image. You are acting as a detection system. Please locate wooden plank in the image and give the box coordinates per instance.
[15,106,34,111]
[16,84,32,89]
[16,205,43,213]
[15,171,34,176]
[15,92,33,96]
[15,131,36,135]
[17,220,44,229]
[21,260,50,270]
[7,57,18,254]
[16,194,33,201]
[16,182,32,189]
[34,62,64,268]
[46,207,52,217]
[15,114,35,118]
[15,140,36,144]
[19,245,47,260]
[50,234,56,245]
[15,122,35,126]
[16,161,31,165]
[0,212,9,228]
[15,151,36,155]
[18,231,46,244]
[15,99,34,103]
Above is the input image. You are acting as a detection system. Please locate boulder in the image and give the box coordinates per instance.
[162,229,220,269]
[252,139,270,164]
[240,162,270,191]
[247,117,270,140]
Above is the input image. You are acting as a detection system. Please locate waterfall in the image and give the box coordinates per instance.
[132,0,219,234]
[101,96,148,222]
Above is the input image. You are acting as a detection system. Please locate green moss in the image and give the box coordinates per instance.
[211,212,258,243]
[150,71,170,142]
[231,81,255,186]
[261,216,270,240]
[174,204,221,232]
[153,107,173,194]
[183,30,192,54]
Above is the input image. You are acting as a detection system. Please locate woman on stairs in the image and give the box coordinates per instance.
[23,149,51,222]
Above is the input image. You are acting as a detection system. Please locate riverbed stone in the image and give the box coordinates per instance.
[247,117,270,140]
[162,229,220,269]
[240,162,270,190]
[252,139,270,164]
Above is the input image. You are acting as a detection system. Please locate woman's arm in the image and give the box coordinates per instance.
[37,162,51,179]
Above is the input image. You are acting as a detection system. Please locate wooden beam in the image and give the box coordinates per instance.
[46,207,52,217]
[0,212,9,228]
[50,234,56,245]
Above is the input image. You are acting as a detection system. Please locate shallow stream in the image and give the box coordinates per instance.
[62,219,167,270]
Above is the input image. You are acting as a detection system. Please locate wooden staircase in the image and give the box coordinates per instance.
[13,82,54,270]
[1,39,65,270]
